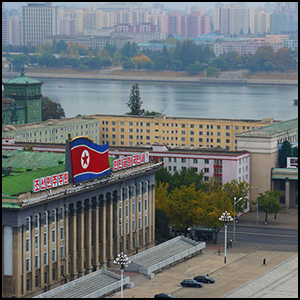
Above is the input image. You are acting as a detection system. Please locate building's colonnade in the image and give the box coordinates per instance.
[2,180,155,298]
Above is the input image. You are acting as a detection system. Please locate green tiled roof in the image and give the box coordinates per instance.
[2,165,66,196]
[2,150,65,171]
[236,118,298,137]
[3,72,42,85]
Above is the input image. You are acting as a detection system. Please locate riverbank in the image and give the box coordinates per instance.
[2,69,298,86]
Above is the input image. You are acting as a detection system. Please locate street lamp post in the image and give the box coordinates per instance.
[219,211,233,264]
[233,197,243,243]
[113,252,131,298]
[251,186,259,226]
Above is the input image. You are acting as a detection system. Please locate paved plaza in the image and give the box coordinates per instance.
[108,210,298,298]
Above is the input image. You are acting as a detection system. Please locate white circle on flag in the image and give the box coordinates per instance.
[81,150,90,169]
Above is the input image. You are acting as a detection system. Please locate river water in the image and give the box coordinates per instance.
[4,77,298,121]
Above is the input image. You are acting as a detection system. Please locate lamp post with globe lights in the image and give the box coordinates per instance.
[219,211,233,264]
[113,252,131,298]
[233,197,243,243]
[251,186,259,226]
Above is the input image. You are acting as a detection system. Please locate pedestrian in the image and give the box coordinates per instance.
[207,274,209,277]
[229,239,233,247]
[263,258,266,266]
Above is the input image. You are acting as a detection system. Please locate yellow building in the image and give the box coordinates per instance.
[92,115,278,151]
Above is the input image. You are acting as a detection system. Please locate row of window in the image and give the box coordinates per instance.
[26,267,63,291]
[168,158,223,164]
[26,246,64,272]
[101,120,256,131]
[102,133,234,144]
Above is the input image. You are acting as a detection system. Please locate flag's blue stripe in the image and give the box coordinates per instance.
[71,144,108,154]
[73,169,111,183]
[70,138,109,153]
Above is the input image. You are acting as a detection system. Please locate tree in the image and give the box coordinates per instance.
[122,59,135,70]
[223,179,250,214]
[42,96,66,121]
[56,40,68,54]
[206,66,220,77]
[154,56,167,71]
[126,84,144,115]
[155,209,173,243]
[171,60,183,71]
[121,41,138,58]
[132,54,152,69]
[9,54,29,72]
[263,61,274,72]
[274,47,295,72]
[167,184,202,231]
[247,60,259,74]
[198,184,233,243]
[279,140,292,167]
[257,191,282,224]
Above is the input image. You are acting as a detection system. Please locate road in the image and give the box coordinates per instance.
[218,225,298,251]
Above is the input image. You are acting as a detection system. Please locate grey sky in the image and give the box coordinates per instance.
[3,2,270,11]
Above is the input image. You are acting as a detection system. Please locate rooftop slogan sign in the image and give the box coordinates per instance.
[113,152,149,172]
[33,172,69,193]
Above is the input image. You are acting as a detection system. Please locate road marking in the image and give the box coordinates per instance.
[235,232,297,238]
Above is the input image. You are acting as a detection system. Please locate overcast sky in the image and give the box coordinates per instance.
[4,2,269,11]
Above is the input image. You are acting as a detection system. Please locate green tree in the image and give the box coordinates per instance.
[9,54,29,72]
[154,56,167,70]
[247,60,260,74]
[279,140,293,167]
[274,47,295,72]
[171,60,183,71]
[198,186,233,242]
[42,96,66,121]
[257,191,282,224]
[122,59,135,70]
[155,209,174,243]
[206,66,220,77]
[223,179,250,215]
[185,62,204,76]
[121,41,138,58]
[180,39,196,68]
[56,40,68,54]
[126,84,144,115]
[263,61,274,72]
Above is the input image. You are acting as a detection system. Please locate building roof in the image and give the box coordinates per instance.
[2,164,65,196]
[236,118,298,138]
[2,69,43,85]
[2,150,65,171]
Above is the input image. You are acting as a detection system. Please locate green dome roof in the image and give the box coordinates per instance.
[3,68,43,85]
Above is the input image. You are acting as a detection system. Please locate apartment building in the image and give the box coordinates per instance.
[254,11,270,34]
[21,2,59,46]
[2,15,23,46]
[214,42,285,56]
[2,116,100,145]
[92,114,278,151]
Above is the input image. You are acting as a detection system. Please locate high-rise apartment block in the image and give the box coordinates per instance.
[2,15,23,46]
[22,2,59,46]
[254,11,270,34]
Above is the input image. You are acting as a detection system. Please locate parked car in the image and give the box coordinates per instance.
[180,279,203,288]
[154,293,176,298]
[194,275,215,284]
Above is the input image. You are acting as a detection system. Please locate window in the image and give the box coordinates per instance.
[44,272,47,284]
[138,201,141,212]
[132,219,135,231]
[35,255,39,268]
[60,227,64,240]
[226,139,230,143]
[44,232,47,245]
[199,125,203,129]
[52,268,56,281]
[52,249,56,261]
[126,205,129,217]
[26,258,30,271]
[181,130,185,135]
[193,159,198,163]
[60,265,64,277]
[190,131,194,135]
[217,125,221,129]
[204,159,209,164]
[235,126,239,130]
[26,238,29,252]
[182,158,186,163]
[204,176,209,181]
[35,236,38,249]
[226,126,230,130]
[139,218,141,229]
[214,168,217,174]
[52,230,55,243]
[181,124,185,128]
[60,246,64,258]
[204,168,209,173]
[26,279,30,291]
[44,252,47,265]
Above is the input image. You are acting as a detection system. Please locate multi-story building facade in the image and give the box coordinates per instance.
[2,70,43,125]
[214,5,254,35]
[254,10,270,34]
[21,2,59,46]
[2,152,160,297]
[214,42,285,56]
[109,144,250,186]
[92,114,278,151]
[2,116,100,145]
[2,15,23,46]
[270,13,290,34]
[236,118,298,207]
[110,31,166,44]
[43,35,132,50]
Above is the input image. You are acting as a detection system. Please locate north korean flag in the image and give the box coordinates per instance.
[69,137,111,183]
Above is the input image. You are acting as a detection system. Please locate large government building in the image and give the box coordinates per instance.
[2,138,161,298]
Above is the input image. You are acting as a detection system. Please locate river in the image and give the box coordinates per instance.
[3,77,298,120]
